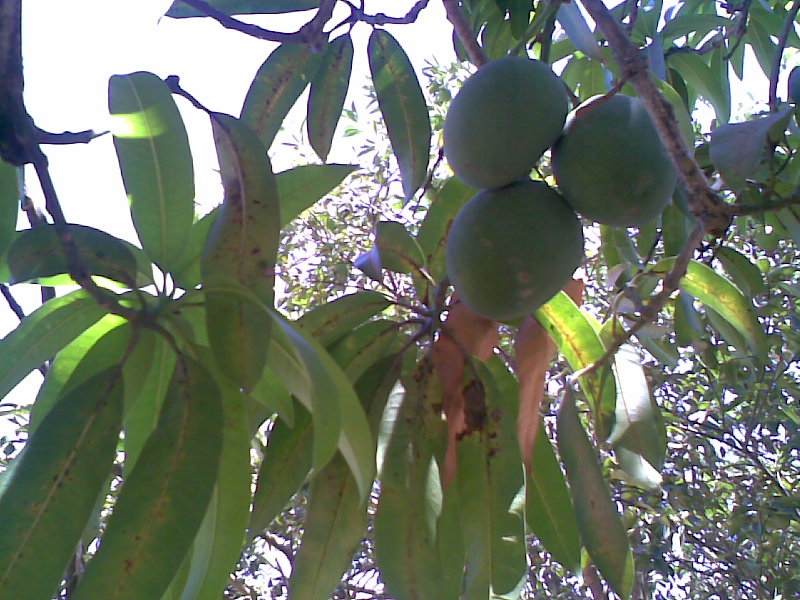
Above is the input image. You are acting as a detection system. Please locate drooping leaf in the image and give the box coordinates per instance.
[525,419,582,572]
[653,257,766,358]
[557,391,634,600]
[0,289,108,400]
[248,404,312,540]
[307,34,354,162]
[328,320,401,383]
[166,0,319,17]
[7,224,150,287]
[669,52,730,123]
[109,71,194,273]
[710,108,793,191]
[368,29,432,200]
[249,364,294,423]
[535,291,617,438]
[71,357,224,600]
[202,112,280,389]
[715,246,767,299]
[29,318,130,433]
[0,369,124,600]
[276,163,356,226]
[557,0,603,60]
[240,44,324,150]
[178,389,251,600]
[297,290,390,347]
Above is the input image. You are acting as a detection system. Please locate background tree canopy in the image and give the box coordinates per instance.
[0,0,799,599]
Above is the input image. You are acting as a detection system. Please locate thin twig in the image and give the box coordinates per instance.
[579,0,729,235]
[723,188,800,216]
[443,0,488,67]
[351,0,431,25]
[768,0,800,111]
[36,128,107,145]
[0,284,25,320]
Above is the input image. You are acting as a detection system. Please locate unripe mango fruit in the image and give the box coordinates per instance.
[552,94,677,227]
[444,57,568,190]
[446,179,584,321]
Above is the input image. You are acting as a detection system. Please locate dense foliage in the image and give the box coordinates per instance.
[0,1,799,599]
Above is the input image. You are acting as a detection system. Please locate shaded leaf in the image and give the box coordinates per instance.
[307,34,354,162]
[0,159,18,262]
[277,163,356,226]
[0,369,124,600]
[240,44,323,150]
[368,29,432,200]
[298,290,390,346]
[72,357,224,600]
[715,246,766,299]
[328,319,401,383]
[669,52,730,123]
[710,109,793,191]
[0,289,108,399]
[557,1,603,60]
[557,391,634,599]
[109,71,194,272]
[8,224,150,287]
[375,220,425,274]
[171,209,220,291]
[167,0,319,17]
[653,257,766,358]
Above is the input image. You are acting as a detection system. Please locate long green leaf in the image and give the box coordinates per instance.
[0,369,124,600]
[166,0,319,17]
[557,392,634,599]
[0,289,108,400]
[669,52,730,123]
[240,44,324,150]
[0,159,18,263]
[368,29,432,200]
[109,71,194,272]
[179,390,251,600]
[535,291,616,438]
[653,257,766,358]
[525,419,582,572]
[328,320,400,383]
[277,163,356,227]
[8,224,150,287]
[298,290,390,346]
[307,34,354,162]
[248,404,312,540]
[71,357,224,600]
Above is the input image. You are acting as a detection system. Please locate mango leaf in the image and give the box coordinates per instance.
[653,257,766,359]
[277,163,356,227]
[715,246,767,299]
[0,159,18,262]
[109,71,194,273]
[710,108,793,192]
[267,309,375,498]
[248,404,312,541]
[240,44,324,150]
[29,319,130,433]
[0,289,108,399]
[71,357,224,600]
[669,52,730,123]
[525,419,582,572]
[456,360,529,598]
[535,291,616,438]
[0,369,124,600]
[178,389,251,600]
[249,364,294,423]
[328,320,401,383]
[659,14,728,43]
[375,220,425,274]
[7,224,151,287]
[354,247,382,281]
[557,391,634,600]
[417,177,474,262]
[171,209,220,291]
[606,344,666,490]
[307,34,354,162]
[747,19,777,79]
[368,29,432,200]
[557,0,603,60]
[298,290,390,347]
[166,0,319,17]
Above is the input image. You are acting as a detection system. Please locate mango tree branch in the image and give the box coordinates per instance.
[443,0,488,67]
[768,0,800,111]
[579,0,729,235]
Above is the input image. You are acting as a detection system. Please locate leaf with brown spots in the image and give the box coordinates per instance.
[0,369,124,600]
[516,279,584,472]
[432,295,499,487]
[71,356,223,600]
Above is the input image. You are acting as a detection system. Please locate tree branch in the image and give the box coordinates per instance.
[579,0,729,235]
[348,0,431,26]
[768,0,800,111]
[443,0,487,67]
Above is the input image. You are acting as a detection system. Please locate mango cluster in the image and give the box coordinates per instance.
[443,57,675,321]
